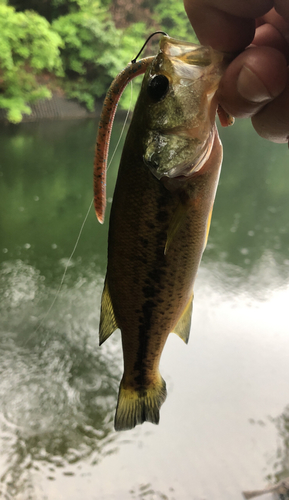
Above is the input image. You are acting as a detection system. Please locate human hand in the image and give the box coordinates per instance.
[184,0,289,143]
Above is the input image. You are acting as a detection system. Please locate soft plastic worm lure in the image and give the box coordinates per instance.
[93,32,168,224]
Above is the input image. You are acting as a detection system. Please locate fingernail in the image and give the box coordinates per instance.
[237,65,271,103]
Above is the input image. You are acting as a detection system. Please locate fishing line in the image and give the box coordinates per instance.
[29,81,134,341]
[30,199,94,339]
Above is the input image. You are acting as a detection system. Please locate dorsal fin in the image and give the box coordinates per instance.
[93,57,154,224]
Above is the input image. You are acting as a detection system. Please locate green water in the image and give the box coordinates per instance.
[0,117,289,500]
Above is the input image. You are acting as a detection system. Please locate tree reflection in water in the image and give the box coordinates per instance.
[129,483,176,500]
[242,406,289,499]
[270,405,289,485]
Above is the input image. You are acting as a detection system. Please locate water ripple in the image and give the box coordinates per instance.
[0,259,122,498]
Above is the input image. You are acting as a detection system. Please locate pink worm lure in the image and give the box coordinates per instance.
[93,56,154,224]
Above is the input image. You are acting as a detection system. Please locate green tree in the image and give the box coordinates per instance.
[1,0,197,122]
[8,0,112,23]
[154,0,197,41]
[51,0,196,111]
[0,1,63,122]
[52,1,128,110]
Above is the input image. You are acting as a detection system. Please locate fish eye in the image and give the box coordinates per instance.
[147,74,169,101]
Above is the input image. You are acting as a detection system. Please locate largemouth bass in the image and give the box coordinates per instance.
[94,35,232,431]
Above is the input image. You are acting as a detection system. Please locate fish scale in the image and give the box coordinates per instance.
[95,35,233,431]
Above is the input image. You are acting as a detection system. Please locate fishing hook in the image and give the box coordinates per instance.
[131,31,168,64]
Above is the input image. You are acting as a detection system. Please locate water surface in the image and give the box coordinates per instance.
[0,117,289,499]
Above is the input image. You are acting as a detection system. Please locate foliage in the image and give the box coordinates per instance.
[51,1,149,111]
[8,0,112,22]
[154,0,197,42]
[1,0,198,122]
[0,1,63,122]
[106,22,148,109]
[110,0,155,29]
[51,0,196,112]
[52,1,124,110]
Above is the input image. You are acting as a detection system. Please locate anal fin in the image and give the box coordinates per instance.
[99,278,118,345]
[172,295,193,344]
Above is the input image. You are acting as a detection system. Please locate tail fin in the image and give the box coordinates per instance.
[114,376,167,431]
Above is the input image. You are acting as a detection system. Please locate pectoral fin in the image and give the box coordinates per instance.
[172,295,193,344]
[165,201,188,255]
[99,278,118,345]
[203,206,213,251]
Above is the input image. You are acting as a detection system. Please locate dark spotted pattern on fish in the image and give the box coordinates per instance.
[98,36,228,430]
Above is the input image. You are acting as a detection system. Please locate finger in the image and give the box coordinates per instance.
[252,22,289,60]
[216,46,288,118]
[183,0,273,51]
[251,73,289,143]
[274,0,289,23]
[260,7,289,43]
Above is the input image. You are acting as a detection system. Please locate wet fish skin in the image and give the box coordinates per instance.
[99,37,229,431]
